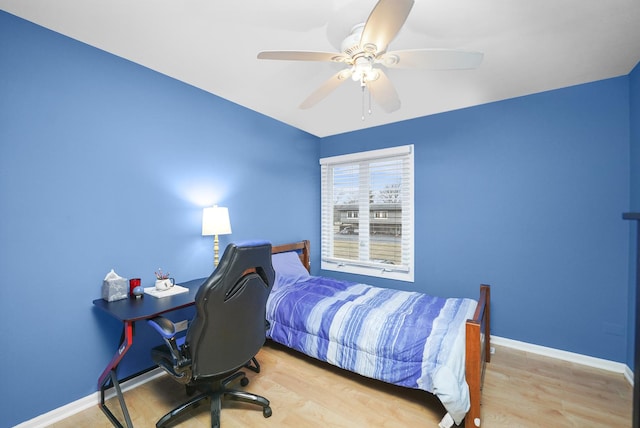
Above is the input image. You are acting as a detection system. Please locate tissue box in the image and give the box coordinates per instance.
[102,277,128,302]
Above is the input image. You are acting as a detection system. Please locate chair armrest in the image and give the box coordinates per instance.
[148,316,187,363]
[148,316,177,339]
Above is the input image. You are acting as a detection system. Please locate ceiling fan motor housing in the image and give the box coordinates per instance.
[341,23,367,56]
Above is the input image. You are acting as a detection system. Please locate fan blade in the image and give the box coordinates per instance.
[257,51,349,63]
[360,0,414,54]
[379,49,484,70]
[300,69,353,109]
[367,69,400,113]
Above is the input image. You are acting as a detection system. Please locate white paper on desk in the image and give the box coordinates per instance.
[143,285,189,298]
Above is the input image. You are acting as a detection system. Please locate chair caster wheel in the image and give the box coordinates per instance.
[240,377,249,387]
[263,406,272,418]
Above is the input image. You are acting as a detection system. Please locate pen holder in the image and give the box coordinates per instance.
[155,278,175,291]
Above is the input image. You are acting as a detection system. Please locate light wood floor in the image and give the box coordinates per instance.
[52,342,632,428]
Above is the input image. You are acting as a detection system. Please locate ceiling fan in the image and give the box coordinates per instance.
[257,0,483,116]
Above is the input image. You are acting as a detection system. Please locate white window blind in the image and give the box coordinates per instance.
[320,145,414,282]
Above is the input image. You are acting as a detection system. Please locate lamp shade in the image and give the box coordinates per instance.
[202,205,232,236]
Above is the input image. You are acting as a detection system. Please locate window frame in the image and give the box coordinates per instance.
[320,144,414,282]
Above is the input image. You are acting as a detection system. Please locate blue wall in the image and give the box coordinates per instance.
[2,9,638,427]
[0,12,319,427]
[321,78,631,363]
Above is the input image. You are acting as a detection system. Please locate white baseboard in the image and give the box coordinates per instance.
[491,336,633,386]
[624,365,634,386]
[14,368,166,428]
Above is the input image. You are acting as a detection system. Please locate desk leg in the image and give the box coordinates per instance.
[98,320,134,428]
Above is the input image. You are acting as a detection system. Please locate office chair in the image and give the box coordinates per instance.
[147,240,274,428]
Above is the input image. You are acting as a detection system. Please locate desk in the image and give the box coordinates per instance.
[93,277,205,428]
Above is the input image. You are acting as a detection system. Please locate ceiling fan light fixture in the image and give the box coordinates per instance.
[362,43,378,54]
[338,69,353,80]
[351,56,374,82]
[381,54,399,67]
[367,69,380,82]
[351,67,379,83]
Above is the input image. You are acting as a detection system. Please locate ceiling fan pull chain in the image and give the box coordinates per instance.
[361,84,366,121]
[368,86,372,116]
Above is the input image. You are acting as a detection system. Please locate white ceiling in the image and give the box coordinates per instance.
[2,0,640,137]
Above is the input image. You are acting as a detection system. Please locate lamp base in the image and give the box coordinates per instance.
[214,234,220,267]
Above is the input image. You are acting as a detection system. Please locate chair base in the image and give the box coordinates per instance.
[156,373,271,428]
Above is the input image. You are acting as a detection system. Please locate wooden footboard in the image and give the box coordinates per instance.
[465,284,491,428]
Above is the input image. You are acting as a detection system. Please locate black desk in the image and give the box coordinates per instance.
[93,277,205,428]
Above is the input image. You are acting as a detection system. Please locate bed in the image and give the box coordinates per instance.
[266,240,490,428]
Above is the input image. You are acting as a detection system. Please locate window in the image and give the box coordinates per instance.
[320,145,414,282]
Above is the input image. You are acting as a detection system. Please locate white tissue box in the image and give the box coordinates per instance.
[102,269,128,302]
[102,278,128,301]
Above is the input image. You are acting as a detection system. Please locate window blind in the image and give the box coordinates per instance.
[320,145,414,282]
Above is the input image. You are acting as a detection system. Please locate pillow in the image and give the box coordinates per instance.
[272,251,310,289]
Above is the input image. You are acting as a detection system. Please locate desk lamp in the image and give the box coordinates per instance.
[202,205,232,267]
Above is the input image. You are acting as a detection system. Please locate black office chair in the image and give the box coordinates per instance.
[147,240,275,428]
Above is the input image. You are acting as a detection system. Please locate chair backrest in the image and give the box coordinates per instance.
[186,240,275,378]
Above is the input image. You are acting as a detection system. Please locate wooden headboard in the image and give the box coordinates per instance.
[272,240,311,273]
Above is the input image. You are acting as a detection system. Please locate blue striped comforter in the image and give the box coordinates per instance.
[265,275,477,424]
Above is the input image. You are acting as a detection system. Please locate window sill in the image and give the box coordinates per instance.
[321,260,414,283]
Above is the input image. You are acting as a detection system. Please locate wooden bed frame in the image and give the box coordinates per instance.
[271,240,491,428]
